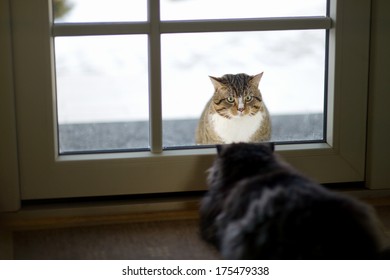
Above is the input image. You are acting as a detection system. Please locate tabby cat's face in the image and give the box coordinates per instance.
[210,73,264,118]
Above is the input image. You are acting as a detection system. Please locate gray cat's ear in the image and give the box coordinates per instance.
[216,144,223,155]
[250,72,264,88]
[209,76,224,90]
[268,142,275,152]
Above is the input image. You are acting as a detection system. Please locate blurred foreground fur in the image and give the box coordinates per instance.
[200,143,390,259]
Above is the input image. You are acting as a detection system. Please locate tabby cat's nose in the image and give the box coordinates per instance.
[238,108,244,112]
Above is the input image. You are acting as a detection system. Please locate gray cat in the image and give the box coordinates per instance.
[200,143,389,259]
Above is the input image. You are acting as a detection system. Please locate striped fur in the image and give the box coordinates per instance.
[196,73,271,144]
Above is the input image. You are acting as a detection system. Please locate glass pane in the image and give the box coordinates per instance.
[55,35,149,153]
[161,30,326,147]
[161,0,327,20]
[53,0,147,23]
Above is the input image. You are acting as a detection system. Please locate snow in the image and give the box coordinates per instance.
[54,0,327,124]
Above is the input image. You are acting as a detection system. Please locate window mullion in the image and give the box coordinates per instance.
[148,0,163,153]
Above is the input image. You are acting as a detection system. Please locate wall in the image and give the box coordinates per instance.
[366,0,390,188]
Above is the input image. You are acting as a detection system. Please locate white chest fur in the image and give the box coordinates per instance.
[210,112,264,143]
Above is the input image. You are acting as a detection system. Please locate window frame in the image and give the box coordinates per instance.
[5,0,373,202]
[0,0,20,212]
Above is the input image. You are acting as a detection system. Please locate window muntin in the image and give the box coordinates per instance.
[53,0,329,154]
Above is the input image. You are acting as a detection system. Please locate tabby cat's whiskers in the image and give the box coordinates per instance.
[195,73,271,144]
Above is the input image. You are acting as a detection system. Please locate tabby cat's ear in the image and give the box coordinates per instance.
[250,72,264,88]
[209,76,224,90]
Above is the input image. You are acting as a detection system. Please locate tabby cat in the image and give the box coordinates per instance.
[200,143,389,259]
[195,73,271,144]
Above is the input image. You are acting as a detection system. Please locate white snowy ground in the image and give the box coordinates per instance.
[54,0,327,124]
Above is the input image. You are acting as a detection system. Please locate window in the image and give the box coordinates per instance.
[161,30,326,148]
[56,35,150,152]
[54,0,328,153]
[7,0,372,201]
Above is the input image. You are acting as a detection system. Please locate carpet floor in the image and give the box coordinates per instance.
[12,204,390,260]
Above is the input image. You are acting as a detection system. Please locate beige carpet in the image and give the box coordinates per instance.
[13,218,220,260]
[12,204,390,260]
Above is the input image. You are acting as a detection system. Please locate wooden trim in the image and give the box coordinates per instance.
[2,189,390,232]
[0,0,20,212]
[0,197,200,230]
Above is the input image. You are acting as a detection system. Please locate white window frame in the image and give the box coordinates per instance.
[1,0,382,211]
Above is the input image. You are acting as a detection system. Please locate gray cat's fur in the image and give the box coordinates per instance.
[200,143,389,259]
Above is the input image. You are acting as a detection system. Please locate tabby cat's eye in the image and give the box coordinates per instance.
[227,96,235,103]
[245,95,253,102]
